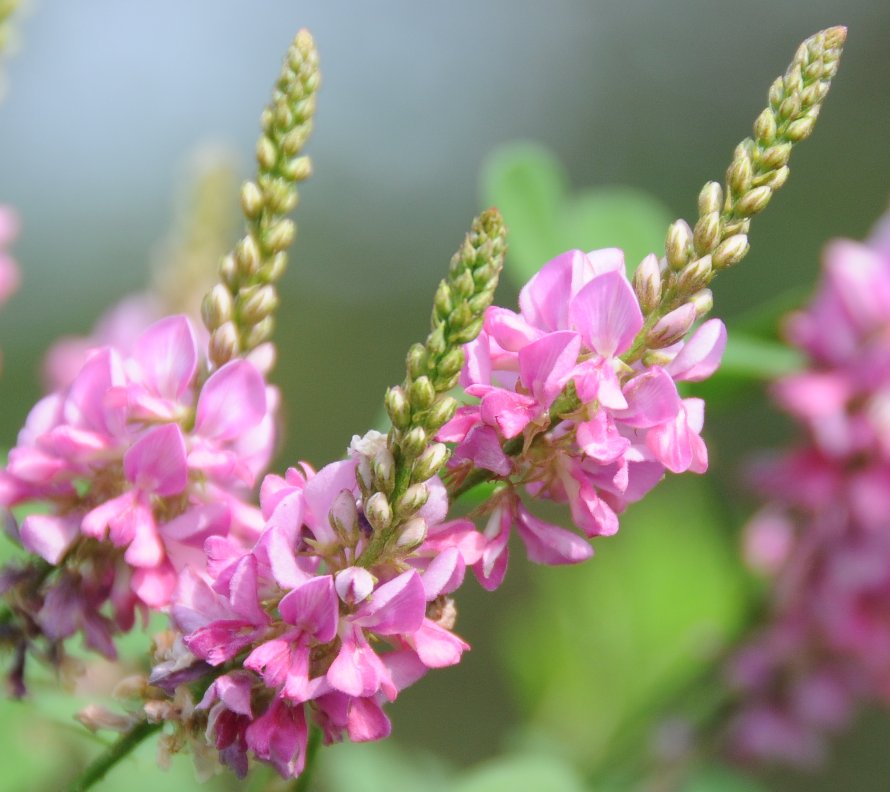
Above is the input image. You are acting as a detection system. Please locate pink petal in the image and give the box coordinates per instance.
[576,410,630,463]
[479,388,537,439]
[123,424,188,496]
[245,639,292,688]
[614,368,682,428]
[279,575,339,642]
[569,270,643,358]
[436,405,481,443]
[352,571,426,635]
[20,514,79,564]
[518,249,592,332]
[515,505,593,565]
[199,672,254,717]
[335,567,375,605]
[518,331,582,408]
[131,564,177,608]
[451,425,512,476]
[227,555,266,625]
[186,620,259,665]
[420,547,464,599]
[245,698,307,779]
[194,359,267,441]
[347,697,391,743]
[82,491,136,540]
[411,619,469,668]
[484,307,545,352]
[131,315,197,400]
[666,319,727,381]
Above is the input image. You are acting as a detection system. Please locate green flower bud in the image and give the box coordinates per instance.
[385,386,411,430]
[365,493,392,533]
[412,442,450,483]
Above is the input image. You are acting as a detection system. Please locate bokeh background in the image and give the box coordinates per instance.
[1,1,889,790]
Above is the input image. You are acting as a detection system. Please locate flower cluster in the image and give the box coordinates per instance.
[0,315,276,663]
[726,213,890,766]
[160,435,467,777]
[440,248,726,587]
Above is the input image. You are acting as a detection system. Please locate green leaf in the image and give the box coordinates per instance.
[681,764,769,792]
[453,753,587,792]
[481,142,672,286]
[499,476,748,772]
[317,739,451,792]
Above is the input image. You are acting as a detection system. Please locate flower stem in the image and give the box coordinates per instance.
[65,720,161,792]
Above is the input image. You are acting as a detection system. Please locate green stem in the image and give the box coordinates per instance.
[293,725,322,792]
[65,720,162,792]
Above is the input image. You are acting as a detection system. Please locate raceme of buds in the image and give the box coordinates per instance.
[205,29,320,368]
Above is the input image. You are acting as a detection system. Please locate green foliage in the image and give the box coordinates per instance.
[499,475,747,772]
[681,764,769,792]
[481,142,672,285]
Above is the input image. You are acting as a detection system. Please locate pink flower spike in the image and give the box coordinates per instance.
[569,270,643,358]
[352,571,426,635]
[667,318,727,382]
[194,359,267,442]
[279,575,339,643]
[123,424,189,497]
[519,331,582,408]
[130,315,198,401]
[515,505,593,565]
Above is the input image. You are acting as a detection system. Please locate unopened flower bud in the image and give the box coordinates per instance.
[647,303,697,348]
[666,220,693,271]
[632,253,662,313]
[454,269,475,298]
[779,94,801,121]
[691,288,714,317]
[397,483,429,517]
[406,343,428,379]
[209,322,240,367]
[220,253,239,290]
[424,395,458,433]
[785,116,816,142]
[364,493,392,532]
[257,136,278,170]
[712,234,749,269]
[753,108,777,144]
[409,376,435,411]
[237,284,279,325]
[335,566,375,605]
[235,234,261,276]
[413,442,449,482]
[242,316,275,349]
[396,517,428,548]
[282,155,312,181]
[758,142,792,170]
[385,386,411,430]
[693,212,721,256]
[727,156,753,196]
[201,284,234,330]
[329,489,360,543]
[259,251,288,283]
[735,186,772,217]
[760,166,789,191]
[263,218,295,252]
[265,182,298,214]
[677,255,712,295]
[436,347,465,378]
[401,427,428,459]
[372,449,396,495]
[697,182,723,216]
[355,457,373,497]
[433,281,453,320]
[240,181,264,218]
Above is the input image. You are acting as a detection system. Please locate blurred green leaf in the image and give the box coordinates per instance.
[681,764,769,792]
[499,476,748,771]
[317,739,451,792]
[453,753,587,792]
[481,142,672,285]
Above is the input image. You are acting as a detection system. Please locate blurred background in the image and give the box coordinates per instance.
[0,1,888,790]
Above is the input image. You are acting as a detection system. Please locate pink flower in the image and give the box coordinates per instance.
[1,315,277,628]
[727,210,890,767]
[442,248,725,585]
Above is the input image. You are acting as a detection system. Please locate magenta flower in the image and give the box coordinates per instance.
[0,315,277,625]
[441,248,725,584]
[726,212,890,767]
